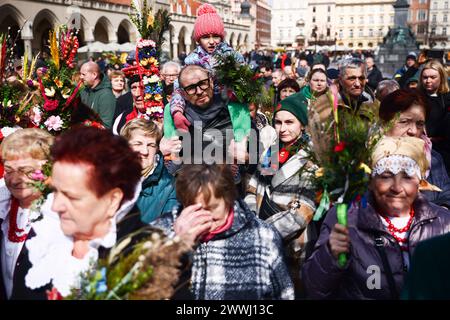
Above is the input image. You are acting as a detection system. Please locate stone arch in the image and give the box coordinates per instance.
[0,4,25,57]
[178,26,187,57]
[243,34,249,51]
[94,16,114,43]
[229,32,235,47]
[237,33,242,49]
[32,9,60,52]
[117,19,133,44]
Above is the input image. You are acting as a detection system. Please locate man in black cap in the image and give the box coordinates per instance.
[394,52,418,88]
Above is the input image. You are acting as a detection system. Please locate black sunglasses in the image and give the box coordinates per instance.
[182,78,210,96]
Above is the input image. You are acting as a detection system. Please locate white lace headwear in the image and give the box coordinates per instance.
[371,155,421,179]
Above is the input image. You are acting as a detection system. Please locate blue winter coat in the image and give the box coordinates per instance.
[137,154,178,224]
[422,150,450,209]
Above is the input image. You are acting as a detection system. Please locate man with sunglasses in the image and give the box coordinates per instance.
[166,64,250,170]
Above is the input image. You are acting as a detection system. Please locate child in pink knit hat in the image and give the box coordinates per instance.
[169,3,245,131]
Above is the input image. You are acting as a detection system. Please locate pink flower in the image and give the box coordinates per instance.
[44,115,63,131]
[30,170,45,181]
[43,99,59,111]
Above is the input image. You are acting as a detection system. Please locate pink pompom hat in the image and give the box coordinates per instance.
[193,3,225,42]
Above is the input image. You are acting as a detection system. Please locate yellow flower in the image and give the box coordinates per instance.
[359,163,372,174]
[147,13,154,28]
[144,93,152,100]
[154,94,162,101]
[54,78,63,88]
[140,58,148,66]
[148,57,157,65]
[315,167,324,178]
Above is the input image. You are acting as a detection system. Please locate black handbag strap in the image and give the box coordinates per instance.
[373,235,399,300]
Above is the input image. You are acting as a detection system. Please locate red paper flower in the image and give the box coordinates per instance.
[46,287,63,300]
[43,99,59,111]
[334,141,346,152]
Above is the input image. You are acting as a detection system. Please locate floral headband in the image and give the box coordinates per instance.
[372,155,422,179]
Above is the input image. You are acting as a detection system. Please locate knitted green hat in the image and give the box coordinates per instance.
[274,92,308,126]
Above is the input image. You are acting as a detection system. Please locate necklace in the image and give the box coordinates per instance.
[8,197,28,243]
[379,208,415,243]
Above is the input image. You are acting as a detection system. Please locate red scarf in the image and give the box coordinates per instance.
[201,208,234,243]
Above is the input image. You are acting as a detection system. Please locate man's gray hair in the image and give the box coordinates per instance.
[161,60,181,74]
[339,58,367,78]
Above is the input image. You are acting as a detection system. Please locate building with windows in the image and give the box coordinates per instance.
[307,0,337,49]
[335,0,395,50]
[0,0,252,61]
[271,0,308,48]
[407,0,430,46]
[428,0,450,49]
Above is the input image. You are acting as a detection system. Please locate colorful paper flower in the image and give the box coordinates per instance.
[44,115,63,131]
[43,99,59,111]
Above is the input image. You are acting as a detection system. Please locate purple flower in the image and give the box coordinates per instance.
[27,79,34,87]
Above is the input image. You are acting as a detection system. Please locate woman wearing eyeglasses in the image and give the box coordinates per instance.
[378,89,450,209]
[0,128,54,300]
[160,61,181,105]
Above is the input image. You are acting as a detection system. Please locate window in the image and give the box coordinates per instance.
[349,29,354,38]
[380,15,384,23]
[313,6,316,13]
[327,16,331,23]
[328,6,331,12]
[431,27,436,35]
[379,28,383,36]
[340,16,344,24]
[417,24,426,34]
[339,30,344,38]
[327,28,331,37]
[313,17,316,23]
[369,29,374,37]
[446,2,449,9]
[444,15,448,23]
[359,16,364,24]
[443,27,447,36]
[350,16,354,24]
[433,1,437,9]
[369,16,374,24]
[432,14,437,23]
[359,29,363,37]
[418,10,426,20]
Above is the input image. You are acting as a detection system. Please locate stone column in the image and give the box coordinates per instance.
[172,39,179,61]
[21,21,34,60]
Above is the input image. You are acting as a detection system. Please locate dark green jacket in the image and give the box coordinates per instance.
[80,76,116,128]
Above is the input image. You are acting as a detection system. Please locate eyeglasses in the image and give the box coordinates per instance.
[162,73,179,79]
[3,166,37,177]
[182,78,210,96]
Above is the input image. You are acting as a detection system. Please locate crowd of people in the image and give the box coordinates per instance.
[1,3,450,300]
